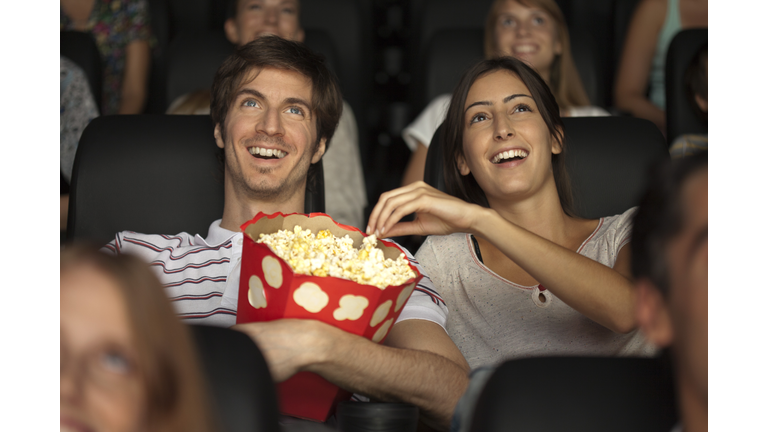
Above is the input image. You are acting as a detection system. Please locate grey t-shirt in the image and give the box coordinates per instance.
[416,207,655,370]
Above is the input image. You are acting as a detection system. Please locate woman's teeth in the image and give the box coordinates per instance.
[248,146,286,159]
[492,149,529,164]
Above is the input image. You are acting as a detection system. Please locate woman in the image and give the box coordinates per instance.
[61,0,152,114]
[370,57,653,370]
[614,0,708,132]
[401,0,607,186]
[61,246,218,432]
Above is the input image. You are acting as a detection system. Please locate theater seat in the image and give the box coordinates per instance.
[66,115,325,245]
[60,30,103,113]
[665,29,707,144]
[189,325,280,432]
[424,117,669,219]
[469,356,677,432]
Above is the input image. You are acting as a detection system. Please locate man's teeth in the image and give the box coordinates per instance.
[248,146,286,158]
[492,149,529,164]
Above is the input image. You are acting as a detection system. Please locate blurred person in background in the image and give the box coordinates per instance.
[669,45,707,158]
[61,246,218,432]
[61,56,99,234]
[401,0,607,186]
[167,0,367,230]
[614,0,707,132]
[632,152,708,432]
[61,0,153,114]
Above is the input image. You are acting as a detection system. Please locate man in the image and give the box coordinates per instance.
[106,36,469,430]
[632,152,708,432]
[167,0,367,230]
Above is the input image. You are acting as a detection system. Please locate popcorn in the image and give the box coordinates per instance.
[256,226,416,289]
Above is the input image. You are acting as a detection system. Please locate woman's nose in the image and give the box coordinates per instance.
[494,118,514,141]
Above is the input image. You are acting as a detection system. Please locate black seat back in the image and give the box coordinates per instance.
[67,115,324,245]
[189,325,280,432]
[470,356,677,432]
[60,30,103,113]
[166,31,234,108]
[665,28,708,144]
[425,117,669,219]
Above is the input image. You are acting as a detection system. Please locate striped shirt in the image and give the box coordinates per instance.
[103,220,448,329]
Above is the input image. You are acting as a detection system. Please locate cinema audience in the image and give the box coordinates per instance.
[632,152,708,432]
[61,246,218,432]
[669,45,707,158]
[614,0,707,132]
[401,0,608,186]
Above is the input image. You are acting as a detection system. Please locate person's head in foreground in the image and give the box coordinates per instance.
[210,35,342,225]
[631,152,708,432]
[484,0,590,109]
[685,44,708,123]
[61,246,217,432]
[225,0,304,46]
[442,55,573,214]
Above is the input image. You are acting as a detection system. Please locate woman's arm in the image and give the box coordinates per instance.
[367,182,637,334]
[614,0,667,131]
[117,40,150,114]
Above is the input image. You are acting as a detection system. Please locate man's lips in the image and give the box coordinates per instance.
[248,146,287,159]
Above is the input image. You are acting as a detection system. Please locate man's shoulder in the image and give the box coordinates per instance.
[103,230,233,259]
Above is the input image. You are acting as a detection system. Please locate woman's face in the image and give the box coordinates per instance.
[459,69,561,205]
[493,0,562,82]
[61,264,146,432]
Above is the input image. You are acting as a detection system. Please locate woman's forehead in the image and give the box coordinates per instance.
[466,71,531,105]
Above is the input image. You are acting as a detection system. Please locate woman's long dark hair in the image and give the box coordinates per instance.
[442,56,575,216]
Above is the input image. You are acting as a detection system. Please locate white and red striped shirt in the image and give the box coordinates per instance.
[103,220,448,329]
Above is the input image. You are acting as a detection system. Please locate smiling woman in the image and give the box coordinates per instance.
[368,57,655,371]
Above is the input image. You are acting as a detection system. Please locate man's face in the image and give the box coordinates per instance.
[214,67,325,203]
[225,0,304,46]
[666,169,708,403]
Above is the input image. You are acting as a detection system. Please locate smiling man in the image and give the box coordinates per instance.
[106,36,469,430]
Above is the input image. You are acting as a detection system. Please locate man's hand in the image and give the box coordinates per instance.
[232,319,339,382]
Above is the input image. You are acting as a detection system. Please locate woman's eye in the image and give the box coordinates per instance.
[500,17,516,28]
[532,16,545,25]
[100,351,131,374]
[282,7,296,14]
[286,106,304,116]
[513,104,532,113]
[470,113,488,124]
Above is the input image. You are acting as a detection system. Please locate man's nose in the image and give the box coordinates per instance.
[257,108,285,136]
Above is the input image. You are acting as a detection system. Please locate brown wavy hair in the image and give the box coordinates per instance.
[484,0,590,110]
[442,57,574,216]
[61,246,219,432]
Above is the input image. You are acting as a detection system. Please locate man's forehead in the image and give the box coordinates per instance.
[237,66,313,96]
[237,0,301,11]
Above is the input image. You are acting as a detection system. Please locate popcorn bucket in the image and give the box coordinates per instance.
[236,212,422,422]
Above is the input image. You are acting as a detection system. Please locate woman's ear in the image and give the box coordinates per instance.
[551,126,564,155]
[457,153,471,176]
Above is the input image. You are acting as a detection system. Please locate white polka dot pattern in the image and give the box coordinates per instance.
[333,295,369,321]
[262,255,283,288]
[293,282,329,313]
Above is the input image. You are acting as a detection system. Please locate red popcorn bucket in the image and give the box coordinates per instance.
[236,212,422,422]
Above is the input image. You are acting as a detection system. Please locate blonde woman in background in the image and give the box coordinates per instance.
[401,0,607,186]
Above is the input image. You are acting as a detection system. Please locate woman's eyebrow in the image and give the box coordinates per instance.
[465,94,533,112]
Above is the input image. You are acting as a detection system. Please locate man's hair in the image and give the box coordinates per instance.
[442,56,574,215]
[210,35,343,192]
[631,151,708,296]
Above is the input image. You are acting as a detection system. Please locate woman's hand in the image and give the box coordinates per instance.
[366,181,487,238]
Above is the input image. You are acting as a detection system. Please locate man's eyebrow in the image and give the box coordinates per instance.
[464,94,533,113]
[284,97,312,112]
[235,88,264,100]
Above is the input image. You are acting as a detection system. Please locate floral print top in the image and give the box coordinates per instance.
[61,0,153,114]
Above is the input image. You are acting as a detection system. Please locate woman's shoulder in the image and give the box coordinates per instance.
[418,233,471,260]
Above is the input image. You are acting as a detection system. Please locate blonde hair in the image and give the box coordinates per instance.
[483,0,591,109]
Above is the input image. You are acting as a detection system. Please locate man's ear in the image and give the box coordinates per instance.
[635,278,674,348]
[457,153,471,176]
[551,126,564,155]
[311,138,327,164]
[224,18,240,45]
[214,124,225,149]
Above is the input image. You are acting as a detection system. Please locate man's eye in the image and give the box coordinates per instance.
[247,3,262,11]
[100,351,131,374]
[286,106,304,116]
[282,7,296,14]
[243,100,258,108]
